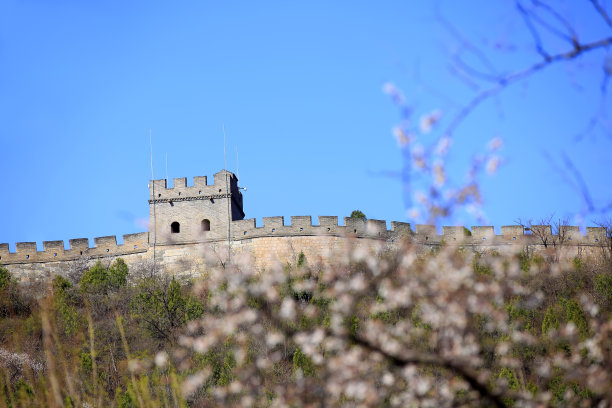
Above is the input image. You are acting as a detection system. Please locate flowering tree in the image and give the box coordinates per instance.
[177,243,612,406]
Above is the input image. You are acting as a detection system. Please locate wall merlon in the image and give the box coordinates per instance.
[391,221,412,235]
[263,217,285,229]
[173,177,187,188]
[94,236,118,248]
[367,219,387,235]
[151,179,168,192]
[319,216,339,227]
[415,224,436,235]
[0,243,8,255]
[501,226,524,241]
[193,176,208,187]
[471,226,495,242]
[123,233,148,247]
[16,242,37,253]
[43,241,64,251]
[69,238,89,250]
[344,217,366,234]
[213,170,234,186]
[586,227,607,242]
[291,216,312,228]
[443,226,469,242]
[559,226,581,242]
[531,225,552,236]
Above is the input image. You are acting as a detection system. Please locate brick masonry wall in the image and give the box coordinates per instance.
[4,228,610,285]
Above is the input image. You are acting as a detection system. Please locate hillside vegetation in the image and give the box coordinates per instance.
[0,241,611,407]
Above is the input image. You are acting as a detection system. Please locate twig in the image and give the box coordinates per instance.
[445,35,612,138]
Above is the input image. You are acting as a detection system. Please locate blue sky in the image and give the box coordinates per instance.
[0,1,610,249]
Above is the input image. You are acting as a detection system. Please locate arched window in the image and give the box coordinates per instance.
[201,219,211,231]
[171,221,180,233]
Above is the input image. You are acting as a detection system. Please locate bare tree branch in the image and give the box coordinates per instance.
[530,0,579,44]
[445,35,612,138]
[561,152,596,212]
[590,0,612,29]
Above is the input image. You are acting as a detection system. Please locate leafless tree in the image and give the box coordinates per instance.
[515,215,572,249]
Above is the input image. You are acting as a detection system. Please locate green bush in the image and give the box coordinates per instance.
[594,273,612,303]
[349,210,366,220]
[80,351,93,374]
[0,265,11,290]
[563,299,589,339]
[297,251,307,268]
[131,276,203,341]
[80,259,128,294]
[109,258,129,288]
[541,305,560,335]
[0,266,29,318]
[53,276,80,336]
[293,347,315,377]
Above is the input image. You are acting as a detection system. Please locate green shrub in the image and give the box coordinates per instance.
[292,347,315,377]
[563,299,589,339]
[80,351,93,374]
[116,387,136,408]
[80,259,129,294]
[519,251,530,273]
[594,273,612,303]
[53,275,72,292]
[131,276,202,341]
[497,367,519,390]
[80,261,110,293]
[0,265,11,290]
[185,296,204,321]
[541,306,560,335]
[14,379,34,403]
[572,257,583,272]
[53,277,80,336]
[109,258,129,288]
[297,251,307,268]
[473,253,492,275]
[349,210,366,220]
[348,315,359,336]
[0,266,29,318]
[217,352,236,386]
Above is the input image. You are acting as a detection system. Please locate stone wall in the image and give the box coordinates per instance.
[2,217,609,284]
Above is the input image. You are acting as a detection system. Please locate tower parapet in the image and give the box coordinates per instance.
[148,170,245,245]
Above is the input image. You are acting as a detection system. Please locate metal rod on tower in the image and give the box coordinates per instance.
[223,124,231,265]
[150,129,156,276]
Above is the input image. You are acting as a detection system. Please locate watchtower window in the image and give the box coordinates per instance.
[201,219,211,232]
[171,222,180,233]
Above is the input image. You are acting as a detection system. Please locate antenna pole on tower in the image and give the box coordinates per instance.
[223,124,231,265]
[150,129,156,276]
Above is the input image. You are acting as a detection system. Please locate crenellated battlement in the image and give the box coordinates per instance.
[1,220,609,266]
[1,219,608,266]
[148,171,240,203]
[228,217,609,245]
[0,233,148,264]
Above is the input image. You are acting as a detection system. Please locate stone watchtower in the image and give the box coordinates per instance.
[148,170,245,245]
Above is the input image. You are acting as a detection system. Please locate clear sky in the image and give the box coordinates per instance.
[0,1,610,250]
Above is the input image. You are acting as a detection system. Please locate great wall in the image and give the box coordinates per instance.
[1,170,609,281]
